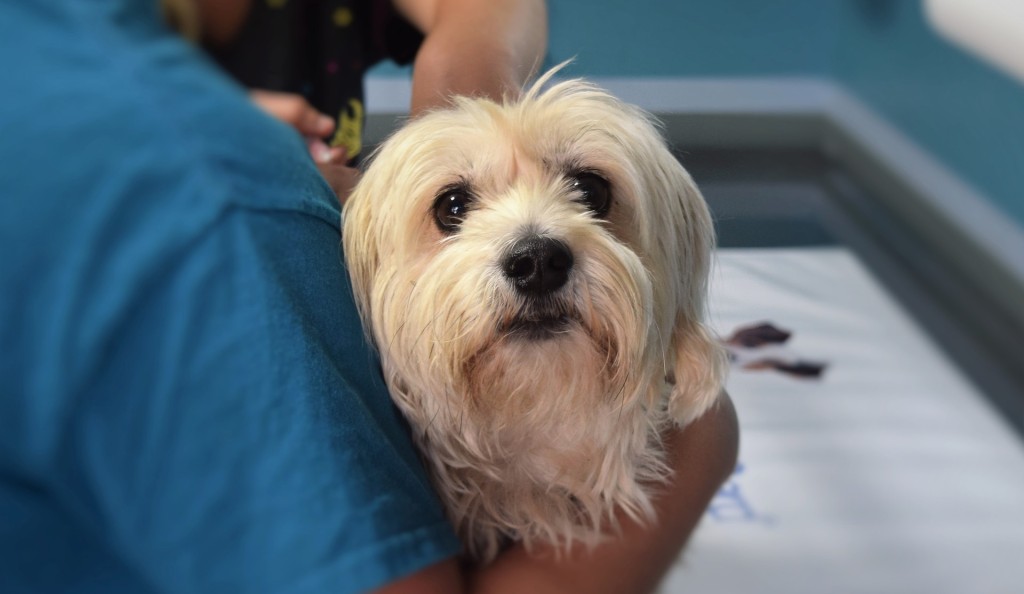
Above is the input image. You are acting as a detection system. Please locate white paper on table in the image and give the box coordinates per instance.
[661,248,1024,594]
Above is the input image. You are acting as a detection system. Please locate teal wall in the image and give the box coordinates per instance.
[832,1,1024,225]
[544,0,834,76]
[371,0,1024,228]
[371,0,836,76]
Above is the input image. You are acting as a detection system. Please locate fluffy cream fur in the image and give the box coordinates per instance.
[342,69,727,562]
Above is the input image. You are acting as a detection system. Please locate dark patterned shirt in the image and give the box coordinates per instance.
[207,0,422,160]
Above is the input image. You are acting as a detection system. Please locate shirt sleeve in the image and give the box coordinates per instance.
[52,203,460,594]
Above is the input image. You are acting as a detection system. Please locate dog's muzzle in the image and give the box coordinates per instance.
[502,236,573,296]
[500,236,576,340]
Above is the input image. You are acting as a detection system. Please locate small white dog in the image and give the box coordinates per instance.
[342,69,726,562]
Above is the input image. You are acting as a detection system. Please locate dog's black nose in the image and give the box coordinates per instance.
[502,236,574,295]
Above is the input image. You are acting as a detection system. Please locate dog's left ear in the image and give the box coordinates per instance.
[640,132,728,426]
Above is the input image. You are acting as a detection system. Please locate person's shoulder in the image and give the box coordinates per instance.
[119,36,340,224]
[0,3,343,392]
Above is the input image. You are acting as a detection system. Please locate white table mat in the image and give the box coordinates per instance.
[663,247,1024,594]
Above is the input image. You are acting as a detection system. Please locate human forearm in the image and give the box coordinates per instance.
[469,393,739,593]
[394,0,548,116]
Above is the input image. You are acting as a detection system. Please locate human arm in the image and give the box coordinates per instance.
[392,0,548,116]
[375,393,740,594]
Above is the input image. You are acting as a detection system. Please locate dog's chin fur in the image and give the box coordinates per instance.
[343,68,727,562]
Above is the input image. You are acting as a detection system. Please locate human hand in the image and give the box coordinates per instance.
[249,89,347,165]
[248,89,357,202]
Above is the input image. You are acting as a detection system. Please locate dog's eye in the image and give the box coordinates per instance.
[569,172,611,217]
[433,188,475,233]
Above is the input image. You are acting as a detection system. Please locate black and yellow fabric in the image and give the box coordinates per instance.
[208,0,422,162]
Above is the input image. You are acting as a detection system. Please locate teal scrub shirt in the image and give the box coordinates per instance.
[0,2,460,592]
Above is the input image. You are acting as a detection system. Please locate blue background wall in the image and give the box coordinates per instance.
[543,0,834,76]
[832,1,1024,226]
[371,0,1024,228]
